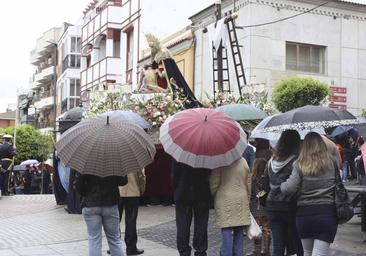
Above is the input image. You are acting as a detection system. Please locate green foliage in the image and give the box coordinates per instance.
[0,125,53,164]
[272,77,330,112]
[362,109,366,117]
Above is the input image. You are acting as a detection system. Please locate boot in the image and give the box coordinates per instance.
[261,236,271,256]
[247,238,261,256]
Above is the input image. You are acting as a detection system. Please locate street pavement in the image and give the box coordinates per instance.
[0,195,365,256]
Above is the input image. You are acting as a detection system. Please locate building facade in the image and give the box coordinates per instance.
[29,24,69,132]
[56,25,82,118]
[190,0,366,115]
[139,27,195,91]
[80,0,140,99]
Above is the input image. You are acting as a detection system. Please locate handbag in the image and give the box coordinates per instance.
[334,162,354,224]
[248,213,262,240]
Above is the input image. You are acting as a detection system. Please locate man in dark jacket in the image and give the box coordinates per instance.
[76,174,128,256]
[171,160,211,256]
[0,135,16,195]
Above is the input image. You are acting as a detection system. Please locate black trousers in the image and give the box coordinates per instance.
[175,200,209,256]
[118,197,139,251]
[0,171,10,195]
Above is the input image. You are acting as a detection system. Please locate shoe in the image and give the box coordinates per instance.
[127,248,144,255]
[107,250,110,254]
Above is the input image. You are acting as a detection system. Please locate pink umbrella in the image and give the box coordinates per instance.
[159,108,247,169]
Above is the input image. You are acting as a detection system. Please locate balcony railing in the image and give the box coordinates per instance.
[34,96,54,110]
[34,65,55,83]
[81,57,122,88]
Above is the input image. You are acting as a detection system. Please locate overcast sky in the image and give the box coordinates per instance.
[0,0,212,113]
[0,0,366,113]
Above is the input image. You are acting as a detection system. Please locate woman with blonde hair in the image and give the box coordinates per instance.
[280,132,338,256]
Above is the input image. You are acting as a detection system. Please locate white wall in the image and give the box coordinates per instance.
[191,0,366,115]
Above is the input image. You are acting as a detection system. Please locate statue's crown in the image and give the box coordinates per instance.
[145,33,160,48]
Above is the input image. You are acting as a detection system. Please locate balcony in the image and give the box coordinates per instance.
[34,96,54,110]
[81,57,122,88]
[20,115,35,124]
[82,1,139,44]
[34,65,55,83]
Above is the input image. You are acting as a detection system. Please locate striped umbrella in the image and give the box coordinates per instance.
[159,108,247,169]
[55,115,156,177]
[101,110,150,129]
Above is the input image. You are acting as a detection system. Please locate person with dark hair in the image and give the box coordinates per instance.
[265,130,303,256]
[248,158,271,256]
[76,174,128,256]
[243,131,256,171]
[172,160,211,256]
[255,138,273,161]
[0,135,16,196]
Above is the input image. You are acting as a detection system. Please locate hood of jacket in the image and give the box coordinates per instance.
[270,155,296,173]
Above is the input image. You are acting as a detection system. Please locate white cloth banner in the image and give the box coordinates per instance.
[207,17,227,51]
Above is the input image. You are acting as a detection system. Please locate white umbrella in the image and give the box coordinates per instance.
[251,115,325,141]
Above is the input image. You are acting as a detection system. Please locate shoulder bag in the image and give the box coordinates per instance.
[334,162,354,224]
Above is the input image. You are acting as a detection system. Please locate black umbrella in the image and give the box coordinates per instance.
[58,106,85,134]
[264,105,358,132]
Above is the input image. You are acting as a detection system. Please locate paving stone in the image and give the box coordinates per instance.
[0,195,364,256]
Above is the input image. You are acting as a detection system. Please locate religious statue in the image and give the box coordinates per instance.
[137,64,167,93]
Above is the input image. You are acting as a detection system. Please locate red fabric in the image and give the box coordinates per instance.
[168,108,240,155]
[336,144,345,163]
[144,146,173,198]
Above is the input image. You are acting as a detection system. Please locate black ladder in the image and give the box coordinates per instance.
[226,16,246,96]
[212,43,231,98]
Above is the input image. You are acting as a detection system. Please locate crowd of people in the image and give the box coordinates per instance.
[70,127,365,256]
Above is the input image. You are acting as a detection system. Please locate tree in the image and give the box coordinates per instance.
[362,109,366,117]
[272,77,330,112]
[0,125,53,164]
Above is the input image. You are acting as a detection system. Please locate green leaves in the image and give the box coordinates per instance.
[0,125,53,164]
[272,77,330,112]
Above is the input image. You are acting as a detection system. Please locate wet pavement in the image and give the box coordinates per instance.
[0,195,365,255]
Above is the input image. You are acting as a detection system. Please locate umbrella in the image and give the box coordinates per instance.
[215,104,268,121]
[330,126,354,137]
[55,115,156,177]
[58,106,85,134]
[251,115,325,141]
[20,159,39,166]
[13,165,29,171]
[159,108,247,169]
[264,105,358,132]
[101,110,150,129]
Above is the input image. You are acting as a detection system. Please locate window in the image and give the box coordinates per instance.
[126,29,134,71]
[70,55,81,68]
[286,42,326,74]
[70,79,81,97]
[70,37,81,53]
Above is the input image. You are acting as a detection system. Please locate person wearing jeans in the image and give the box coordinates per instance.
[210,158,250,256]
[83,206,123,256]
[221,226,244,255]
[76,174,128,256]
[172,160,211,256]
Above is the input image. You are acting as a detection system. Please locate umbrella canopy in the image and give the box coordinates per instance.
[20,159,39,166]
[55,115,156,177]
[216,104,268,121]
[58,106,85,134]
[251,115,325,141]
[159,108,247,169]
[330,126,354,138]
[101,110,150,129]
[264,105,358,132]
